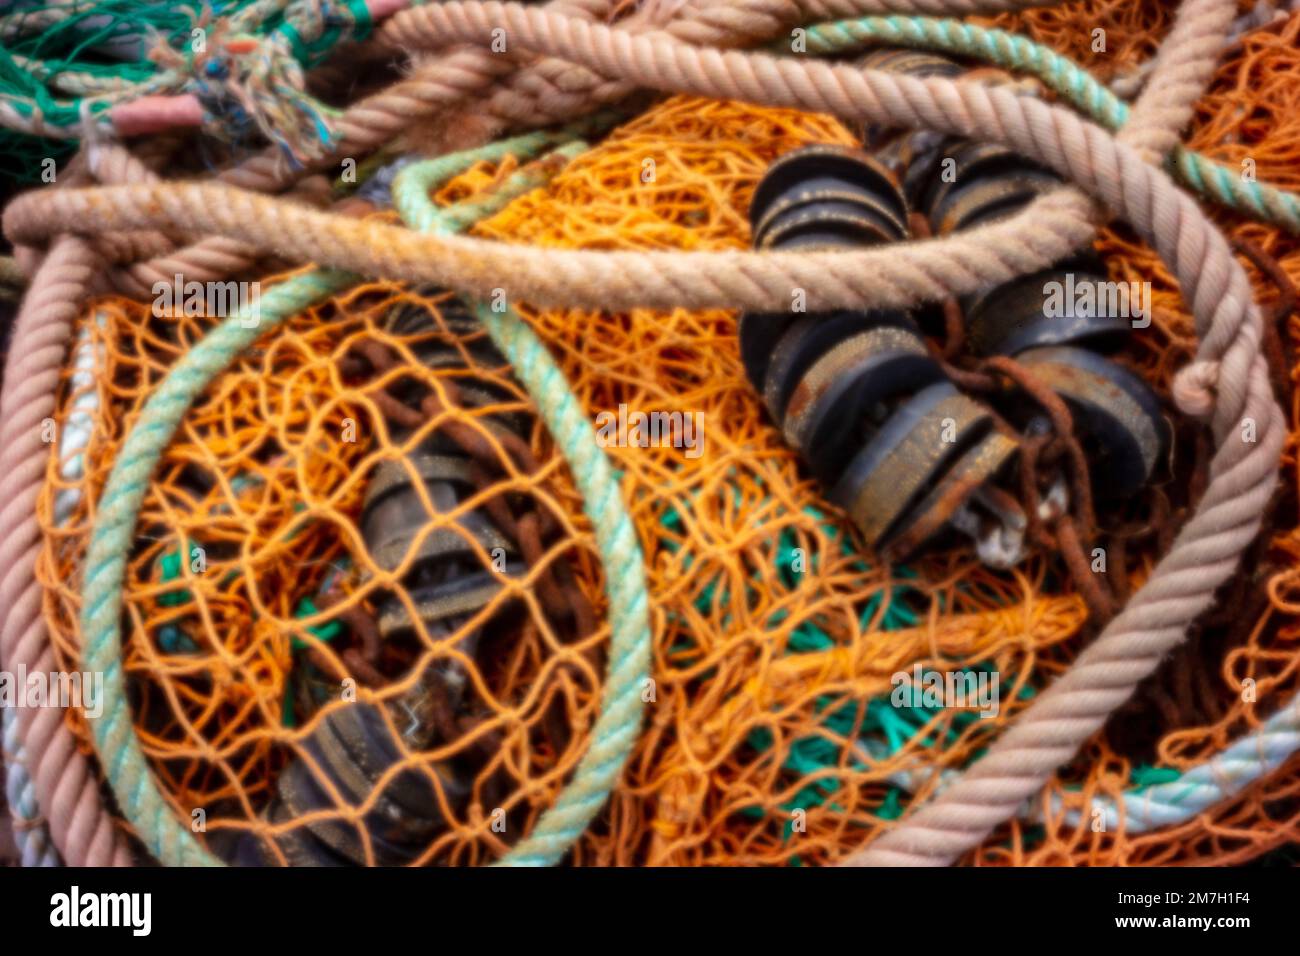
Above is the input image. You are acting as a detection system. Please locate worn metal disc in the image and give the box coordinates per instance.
[757,204,906,250]
[361,461,515,574]
[883,428,1021,559]
[270,700,472,865]
[909,141,1054,227]
[963,268,1130,356]
[830,381,994,549]
[750,144,906,232]
[753,191,908,248]
[1013,346,1166,497]
[931,168,1060,234]
[789,333,945,484]
[760,309,915,421]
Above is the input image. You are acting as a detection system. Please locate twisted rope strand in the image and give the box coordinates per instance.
[0,228,135,866]
[2,706,60,866]
[3,0,1285,865]
[802,14,1300,233]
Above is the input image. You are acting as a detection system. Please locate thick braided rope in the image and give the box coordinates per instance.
[2,6,1248,375]
[803,14,1300,233]
[0,170,135,865]
[479,0,804,125]
[112,0,1057,293]
[798,0,1063,14]
[73,134,650,866]
[1118,0,1226,160]
[0,238,136,867]
[3,1,1281,862]
[0,119,395,864]
[115,0,790,299]
[2,706,60,866]
[0,24,1202,316]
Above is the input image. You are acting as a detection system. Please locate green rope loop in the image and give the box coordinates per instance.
[802,14,1300,235]
[80,126,648,866]
[393,155,652,867]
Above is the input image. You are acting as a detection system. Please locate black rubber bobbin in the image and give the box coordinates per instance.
[828,380,997,550]
[782,327,946,486]
[1012,345,1167,498]
[908,140,1058,234]
[758,308,915,420]
[754,195,907,249]
[266,696,471,865]
[963,268,1132,356]
[749,143,908,240]
[742,141,915,394]
[883,427,1021,560]
[756,205,904,251]
[932,167,1060,234]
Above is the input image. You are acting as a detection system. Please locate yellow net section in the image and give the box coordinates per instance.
[34,0,1300,865]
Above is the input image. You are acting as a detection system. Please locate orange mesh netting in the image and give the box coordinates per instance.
[33,0,1300,866]
[37,279,613,865]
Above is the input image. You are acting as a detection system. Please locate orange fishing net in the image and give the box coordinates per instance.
[33,0,1300,866]
[37,281,613,865]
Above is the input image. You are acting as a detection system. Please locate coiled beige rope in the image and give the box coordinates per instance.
[0,0,812,867]
[0,151,140,867]
[1,0,1279,866]
[110,0,802,301]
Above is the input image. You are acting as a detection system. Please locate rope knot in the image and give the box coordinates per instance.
[146,10,340,167]
[1172,359,1221,418]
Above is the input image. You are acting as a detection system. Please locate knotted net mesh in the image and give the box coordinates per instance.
[33,0,1300,865]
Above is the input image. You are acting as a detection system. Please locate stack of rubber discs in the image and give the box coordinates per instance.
[223,293,538,866]
[882,49,1169,501]
[226,670,469,866]
[361,293,530,643]
[743,144,1021,560]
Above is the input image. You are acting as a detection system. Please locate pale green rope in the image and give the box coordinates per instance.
[802,15,1300,235]
[80,126,649,866]
[393,158,652,867]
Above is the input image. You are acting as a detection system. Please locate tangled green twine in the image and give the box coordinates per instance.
[0,0,367,171]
